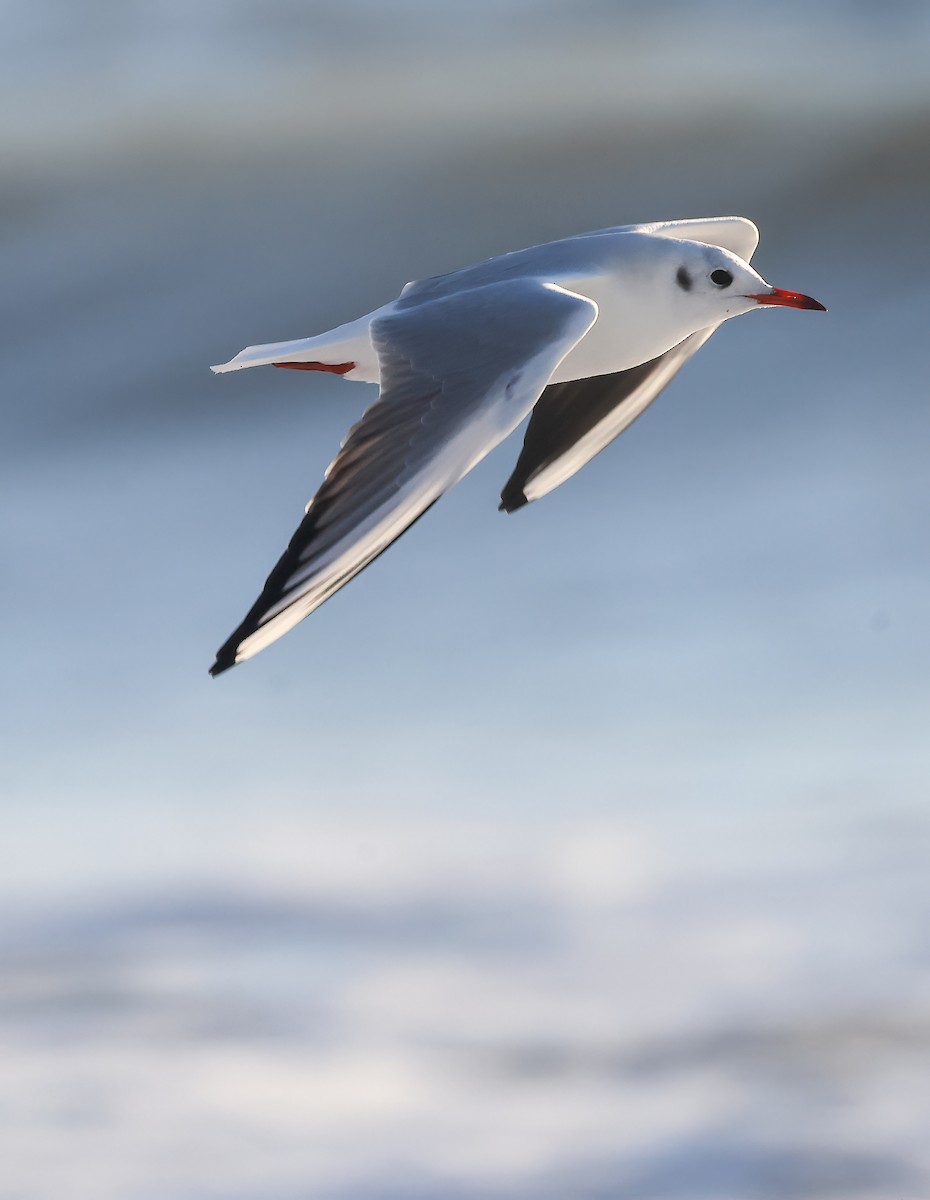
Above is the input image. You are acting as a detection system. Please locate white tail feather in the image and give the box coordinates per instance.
[210,310,387,379]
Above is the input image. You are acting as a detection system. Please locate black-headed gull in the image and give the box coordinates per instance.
[209,216,824,675]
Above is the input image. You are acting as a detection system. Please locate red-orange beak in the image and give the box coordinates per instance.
[747,287,827,312]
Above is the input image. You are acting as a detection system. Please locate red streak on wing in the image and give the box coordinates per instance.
[273,361,356,374]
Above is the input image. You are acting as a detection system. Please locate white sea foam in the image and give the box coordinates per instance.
[3,807,930,1198]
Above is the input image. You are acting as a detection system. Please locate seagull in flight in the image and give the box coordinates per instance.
[209,216,825,675]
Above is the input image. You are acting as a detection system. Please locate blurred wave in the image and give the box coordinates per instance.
[5,811,930,1197]
[2,1,930,174]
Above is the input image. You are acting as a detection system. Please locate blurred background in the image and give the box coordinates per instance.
[3,2,929,1197]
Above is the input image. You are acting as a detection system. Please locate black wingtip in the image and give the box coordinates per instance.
[498,484,529,514]
[209,645,238,677]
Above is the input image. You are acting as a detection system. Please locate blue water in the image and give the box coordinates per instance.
[2,4,930,1197]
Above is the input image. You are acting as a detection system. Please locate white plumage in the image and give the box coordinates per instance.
[209,217,825,675]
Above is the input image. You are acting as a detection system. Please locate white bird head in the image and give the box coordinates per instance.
[668,238,826,325]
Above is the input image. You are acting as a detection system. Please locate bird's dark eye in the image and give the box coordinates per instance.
[676,266,692,291]
[711,268,733,287]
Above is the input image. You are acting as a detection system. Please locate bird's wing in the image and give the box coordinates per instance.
[210,280,597,674]
[591,216,760,262]
[494,219,759,511]
[499,327,715,512]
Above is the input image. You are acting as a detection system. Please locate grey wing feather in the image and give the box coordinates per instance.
[211,280,596,673]
[499,328,716,512]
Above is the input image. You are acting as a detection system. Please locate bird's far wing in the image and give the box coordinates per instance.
[210,280,597,674]
[496,217,759,510]
[632,217,759,263]
[499,327,715,512]
[585,216,759,264]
